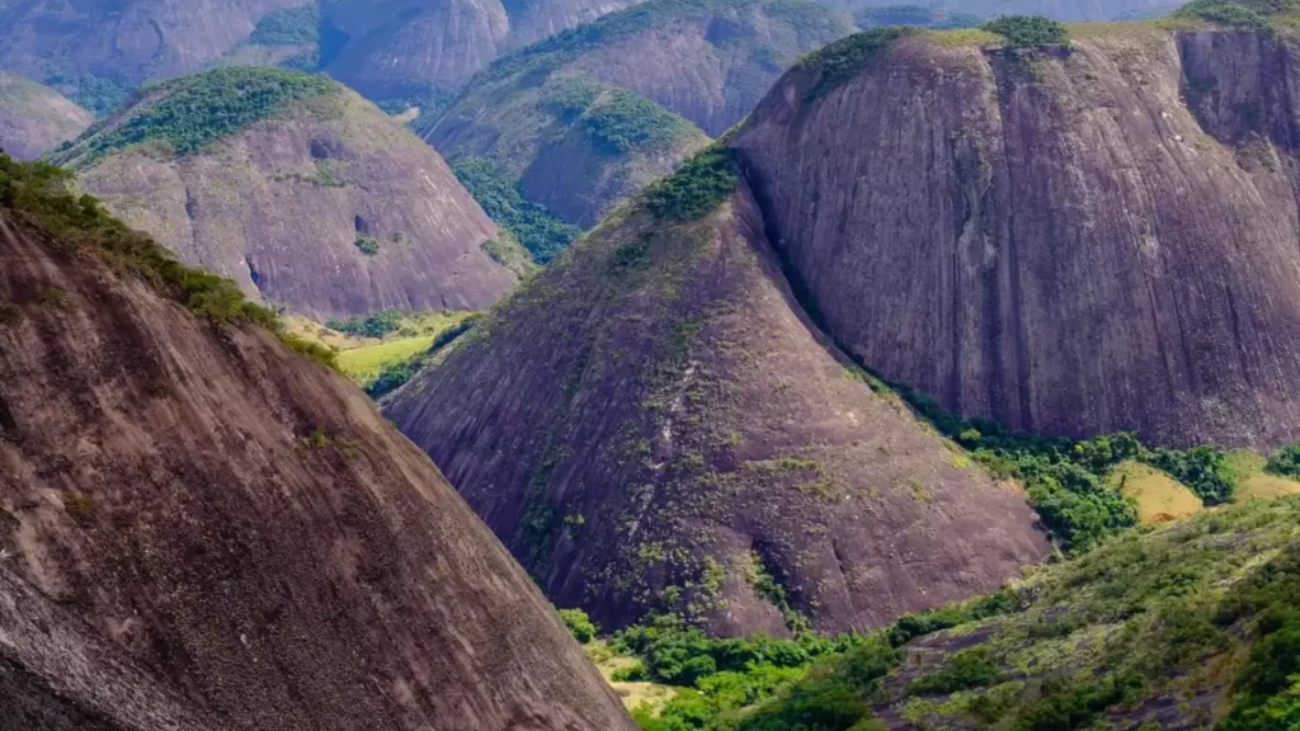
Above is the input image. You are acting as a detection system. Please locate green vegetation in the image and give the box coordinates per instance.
[982,15,1070,47]
[1264,444,1300,477]
[353,234,379,255]
[0,155,335,369]
[249,5,320,46]
[328,309,404,338]
[47,73,132,118]
[854,5,982,29]
[298,310,476,396]
[645,146,738,221]
[798,27,918,98]
[480,235,538,279]
[56,68,335,167]
[452,158,579,263]
[584,89,693,154]
[560,608,600,643]
[621,497,1300,731]
[1147,445,1236,504]
[1175,0,1288,29]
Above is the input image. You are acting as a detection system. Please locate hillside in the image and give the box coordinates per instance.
[0,0,313,108]
[832,0,1181,21]
[383,150,1052,638]
[0,156,635,730]
[0,73,93,160]
[55,67,520,320]
[427,0,850,226]
[623,495,1300,730]
[319,0,648,102]
[732,20,1300,450]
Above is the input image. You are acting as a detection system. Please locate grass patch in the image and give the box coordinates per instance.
[1107,461,1204,523]
[1226,449,1300,500]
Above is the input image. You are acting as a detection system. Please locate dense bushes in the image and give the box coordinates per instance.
[1176,0,1282,29]
[798,27,917,98]
[583,89,690,153]
[1147,445,1236,504]
[47,73,132,118]
[645,146,738,221]
[328,309,403,338]
[452,158,578,263]
[982,15,1069,47]
[1217,545,1300,730]
[1264,444,1300,477]
[0,155,336,369]
[559,608,599,643]
[249,5,321,46]
[64,68,335,165]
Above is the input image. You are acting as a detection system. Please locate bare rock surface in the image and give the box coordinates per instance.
[734,27,1300,449]
[385,182,1050,636]
[0,212,636,731]
[67,72,517,320]
[0,73,93,161]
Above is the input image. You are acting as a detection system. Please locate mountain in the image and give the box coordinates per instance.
[427,0,852,226]
[383,149,1052,637]
[732,20,1300,450]
[319,0,648,103]
[0,73,93,160]
[56,67,520,321]
[0,0,314,106]
[0,156,636,731]
[830,0,1180,21]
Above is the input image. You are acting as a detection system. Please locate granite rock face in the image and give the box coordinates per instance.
[385,182,1051,636]
[0,73,93,160]
[734,28,1300,450]
[0,211,636,731]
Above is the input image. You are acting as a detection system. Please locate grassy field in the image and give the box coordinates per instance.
[584,641,677,715]
[1107,460,1204,523]
[1225,449,1300,500]
[284,311,475,386]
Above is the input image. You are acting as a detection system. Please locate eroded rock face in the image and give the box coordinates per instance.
[72,82,517,320]
[0,73,93,161]
[321,0,645,100]
[734,29,1300,450]
[0,0,311,85]
[384,183,1050,636]
[0,213,636,731]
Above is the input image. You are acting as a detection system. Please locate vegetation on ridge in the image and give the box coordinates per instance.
[982,15,1070,47]
[797,27,919,98]
[452,158,579,263]
[51,67,336,168]
[645,145,738,221]
[0,155,336,369]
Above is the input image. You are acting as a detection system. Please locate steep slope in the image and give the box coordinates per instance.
[0,73,93,160]
[427,0,850,225]
[0,0,313,93]
[0,158,636,731]
[384,153,1051,637]
[57,67,518,320]
[733,24,1300,450]
[0,567,226,731]
[320,0,648,102]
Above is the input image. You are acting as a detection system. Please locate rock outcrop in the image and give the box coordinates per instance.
[384,165,1051,636]
[0,0,313,86]
[0,73,93,161]
[321,0,647,101]
[59,68,518,320]
[733,26,1300,450]
[0,186,636,730]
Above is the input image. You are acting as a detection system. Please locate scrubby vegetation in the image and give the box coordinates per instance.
[560,608,600,643]
[615,498,1300,730]
[798,27,918,98]
[0,155,336,369]
[249,5,321,46]
[583,89,693,154]
[327,309,404,338]
[854,5,982,29]
[1264,443,1300,477]
[56,68,335,167]
[46,73,132,118]
[1175,0,1287,29]
[452,158,579,263]
[982,15,1070,47]
[645,146,738,221]
[353,234,380,255]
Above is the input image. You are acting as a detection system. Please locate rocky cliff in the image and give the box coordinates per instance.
[733,25,1300,450]
[320,0,646,101]
[0,0,313,87]
[0,162,636,731]
[384,156,1050,637]
[58,67,518,320]
[0,73,93,161]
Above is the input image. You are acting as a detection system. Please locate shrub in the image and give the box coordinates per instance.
[582,89,689,153]
[327,309,404,338]
[354,235,380,255]
[558,608,599,643]
[799,27,918,98]
[982,15,1069,47]
[1176,0,1275,29]
[1264,444,1300,478]
[249,5,320,46]
[907,648,1001,695]
[452,158,578,264]
[1147,445,1236,505]
[644,145,738,221]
